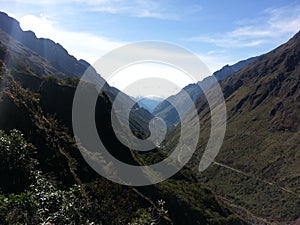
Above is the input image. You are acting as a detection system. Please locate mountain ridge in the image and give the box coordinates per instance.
[153,56,258,127]
[163,30,300,224]
[0,11,90,78]
[135,96,164,112]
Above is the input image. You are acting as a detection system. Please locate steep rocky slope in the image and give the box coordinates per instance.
[164,31,300,224]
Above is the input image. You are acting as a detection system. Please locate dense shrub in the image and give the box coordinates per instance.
[0,129,36,193]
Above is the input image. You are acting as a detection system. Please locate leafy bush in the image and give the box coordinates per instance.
[0,170,97,225]
[129,199,168,225]
[0,130,95,224]
[0,129,36,193]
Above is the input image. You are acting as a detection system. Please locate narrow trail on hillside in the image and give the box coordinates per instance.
[212,160,300,198]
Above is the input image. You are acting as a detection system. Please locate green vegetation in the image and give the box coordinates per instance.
[156,180,242,225]
[0,126,243,224]
[0,130,35,193]
[0,62,244,224]
[4,14,300,225]
[129,200,168,225]
[0,172,88,224]
[0,129,169,224]
[0,130,93,224]
[163,31,300,224]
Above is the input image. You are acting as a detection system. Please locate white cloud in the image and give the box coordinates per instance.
[196,54,233,73]
[107,51,228,97]
[188,5,300,48]
[18,14,221,97]
[89,42,218,93]
[18,13,229,74]
[7,0,201,20]
[266,6,300,34]
[229,27,273,38]
[109,63,195,98]
[191,36,265,48]
[82,0,202,20]
[19,14,125,63]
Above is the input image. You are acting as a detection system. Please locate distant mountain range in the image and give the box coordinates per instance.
[134,96,164,112]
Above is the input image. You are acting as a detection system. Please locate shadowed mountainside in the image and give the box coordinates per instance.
[0,11,90,78]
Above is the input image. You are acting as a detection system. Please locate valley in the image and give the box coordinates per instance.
[0,6,299,225]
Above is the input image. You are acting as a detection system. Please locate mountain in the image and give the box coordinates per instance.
[0,11,154,136]
[0,12,91,78]
[153,56,258,127]
[163,31,300,224]
[0,12,244,224]
[135,96,164,112]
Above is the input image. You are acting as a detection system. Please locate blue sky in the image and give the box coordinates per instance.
[1,0,300,96]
